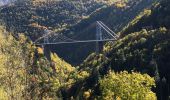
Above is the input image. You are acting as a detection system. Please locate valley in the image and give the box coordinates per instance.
[0,0,169,99]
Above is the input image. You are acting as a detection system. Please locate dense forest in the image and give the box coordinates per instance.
[0,0,170,100]
[0,0,158,65]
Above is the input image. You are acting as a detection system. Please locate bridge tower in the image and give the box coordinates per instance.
[43,29,51,60]
[96,21,103,54]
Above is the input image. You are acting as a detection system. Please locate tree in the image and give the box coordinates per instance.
[99,71,156,100]
[0,26,27,99]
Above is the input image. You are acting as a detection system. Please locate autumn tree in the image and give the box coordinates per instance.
[99,71,156,100]
[0,26,27,99]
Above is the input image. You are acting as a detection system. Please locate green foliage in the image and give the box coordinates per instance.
[121,0,169,35]
[121,9,152,35]
[0,0,108,40]
[1,0,170,99]
[25,50,64,99]
[101,1,170,99]
[0,26,27,99]
[54,0,156,65]
[51,53,76,87]
[0,26,64,99]
[0,0,156,65]
[99,71,156,100]
[79,53,109,73]
[102,27,170,77]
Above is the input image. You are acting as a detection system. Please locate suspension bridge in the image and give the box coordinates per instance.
[34,21,119,55]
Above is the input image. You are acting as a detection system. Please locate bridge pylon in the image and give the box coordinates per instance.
[43,29,51,60]
[96,21,103,54]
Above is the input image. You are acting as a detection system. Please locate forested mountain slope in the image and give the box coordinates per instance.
[0,0,158,65]
[121,0,170,35]
[0,26,77,99]
[76,0,170,99]
[51,0,159,65]
[1,0,169,99]
[0,0,107,40]
[0,0,126,40]
[0,25,156,100]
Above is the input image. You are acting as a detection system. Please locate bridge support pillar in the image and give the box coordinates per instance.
[43,29,51,61]
[96,21,103,54]
[43,44,51,61]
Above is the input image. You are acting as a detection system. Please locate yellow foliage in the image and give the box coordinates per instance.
[0,88,8,100]
[77,71,90,80]
[0,26,27,99]
[116,96,121,100]
[83,91,91,99]
[51,53,74,72]
[18,34,27,44]
[100,71,156,100]
[114,1,126,8]
[50,53,75,87]
[31,0,46,6]
[37,47,44,54]
[144,9,152,17]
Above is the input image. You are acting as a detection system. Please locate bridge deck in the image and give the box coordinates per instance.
[35,39,116,45]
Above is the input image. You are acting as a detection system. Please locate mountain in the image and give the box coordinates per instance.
[49,0,159,65]
[0,25,76,99]
[121,0,170,35]
[0,0,158,65]
[0,0,107,40]
[1,0,170,99]
[76,0,170,99]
